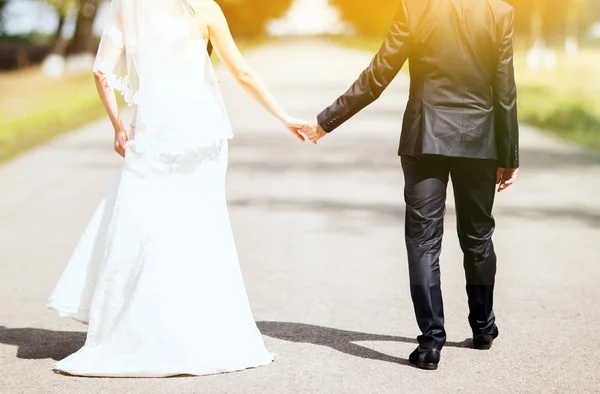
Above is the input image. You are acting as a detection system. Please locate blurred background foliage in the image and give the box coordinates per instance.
[333,0,600,45]
[219,0,295,38]
[1,0,599,59]
[329,0,398,37]
[0,0,599,162]
[330,0,600,39]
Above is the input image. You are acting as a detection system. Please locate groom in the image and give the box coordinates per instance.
[302,0,519,370]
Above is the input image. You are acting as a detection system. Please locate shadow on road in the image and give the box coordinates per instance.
[69,133,600,172]
[0,326,84,361]
[257,321,472,367]
[497,206,600,227]
[0,322,473,367]
[228,145,600,173]
[231,198,600,228]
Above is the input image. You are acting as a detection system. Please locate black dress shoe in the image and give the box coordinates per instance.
[409,346,441,370]
[473,324,499,350]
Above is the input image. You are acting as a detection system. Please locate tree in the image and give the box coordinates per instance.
[506,0,593,47]
[329,0,398,37]
[0,0,9,34]
[54,0,292,55]
[66,0,101,55]
[331,0,599,44]
[45,0,77,54]
[529,0,545,47]
[217,0,295,38]
[564,0,592,53]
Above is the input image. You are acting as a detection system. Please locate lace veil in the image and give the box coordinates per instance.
[93,0,232,143]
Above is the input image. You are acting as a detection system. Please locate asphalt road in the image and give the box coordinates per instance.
[1,39,599,393]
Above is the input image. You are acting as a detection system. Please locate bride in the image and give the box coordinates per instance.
[47,0,306,377]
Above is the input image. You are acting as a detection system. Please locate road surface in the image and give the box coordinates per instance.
[1,39,599,393]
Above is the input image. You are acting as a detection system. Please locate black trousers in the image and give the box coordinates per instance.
[401,155,498,350]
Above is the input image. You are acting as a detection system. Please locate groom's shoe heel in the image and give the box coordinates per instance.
[409,347,441,370]
[473,324,499,350]
[473,341,493,350]
[415,361,438,371]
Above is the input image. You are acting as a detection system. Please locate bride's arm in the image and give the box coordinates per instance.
[204,3,305,140]
[93,8,128,157]
[93,72,128,157]
[93,72,123,132]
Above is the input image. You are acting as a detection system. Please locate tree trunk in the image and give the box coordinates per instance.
[530,0,545,48]
[526,0,555,70]
[51,14,67,55]
[565,11,579,55]
[66,0,101,55]
[0,0,8,34]
[565,0,585,55]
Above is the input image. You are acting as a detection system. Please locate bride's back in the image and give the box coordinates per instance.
[124,0,208,92]
[94,0,232,149]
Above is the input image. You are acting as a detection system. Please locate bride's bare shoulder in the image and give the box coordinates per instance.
[189,0,223,20]
[188,0,225,38]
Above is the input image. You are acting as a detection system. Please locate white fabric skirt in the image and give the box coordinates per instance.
[48,138,274,377]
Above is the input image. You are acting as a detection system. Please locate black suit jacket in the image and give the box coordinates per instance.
[317,0,519,168]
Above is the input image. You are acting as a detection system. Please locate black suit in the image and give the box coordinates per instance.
[317,0,519,350]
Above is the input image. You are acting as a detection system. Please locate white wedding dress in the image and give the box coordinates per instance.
[47,0,274,377]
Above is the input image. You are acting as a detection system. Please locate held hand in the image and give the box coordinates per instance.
[283,116,307,142]
[496,168,518,192]
[114,127,129,158]
[300,119,327,144]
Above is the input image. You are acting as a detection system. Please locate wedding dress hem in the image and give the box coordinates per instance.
[52,354,276,378]
[46,302,90,324]
[47,301,276,378]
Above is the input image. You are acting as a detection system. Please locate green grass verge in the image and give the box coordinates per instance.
[518,86,600,150]
[513,49,600,151]
[0,70,115,163]
[0,39,262,164]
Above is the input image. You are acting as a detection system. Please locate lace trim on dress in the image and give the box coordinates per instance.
[104,25,124,48]
[124,137,231,177]
[93,60,137,105]
[93,25,137,105]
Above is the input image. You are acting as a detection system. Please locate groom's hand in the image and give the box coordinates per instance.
[301,119,327,144]
[496,168,518,192]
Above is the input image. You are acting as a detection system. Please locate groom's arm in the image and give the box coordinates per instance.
[492,7,519,169]
[316,1,411,133]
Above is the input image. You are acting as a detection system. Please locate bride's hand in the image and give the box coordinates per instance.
[113,127,129,157]
[282,116,307,142]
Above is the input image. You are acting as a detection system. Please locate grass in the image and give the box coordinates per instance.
[0,39,263,164]
[0,68,116,163]
[513,49,600,151]
[333,36,600,151]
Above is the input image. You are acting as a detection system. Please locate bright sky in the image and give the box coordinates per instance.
[268,0,349,35]
[4,0,600,38]
[4,0,343,37]
[4,0,110,36]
